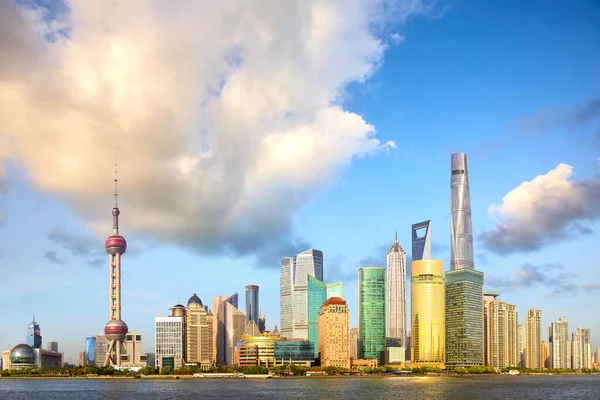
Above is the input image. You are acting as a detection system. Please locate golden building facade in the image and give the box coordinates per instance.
[318,297,350,368]
[186,294,211,365]
[525,308,542,369]
[240,333,285,367]
[484,294,519,368]
[410,260,445,367]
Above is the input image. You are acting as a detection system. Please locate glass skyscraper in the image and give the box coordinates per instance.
[411,259,445,366]
[307,275,326,357]
[280,249,324,340]
[358,267,385,363]
[446,153,484,368]
[85,337,97,366]
[245,285,259,326]
[326,282,342,299]
[26,317,42,349]
[412,220,432,261]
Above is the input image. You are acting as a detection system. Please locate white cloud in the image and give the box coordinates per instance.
[0,0,427,261]
[480,163,600,254]
[390,32,405,45]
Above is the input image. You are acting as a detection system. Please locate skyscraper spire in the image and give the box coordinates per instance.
[112,161,120,234]
[395,230,398,244]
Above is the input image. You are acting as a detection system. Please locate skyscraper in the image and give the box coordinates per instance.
[483,292,518,368]
[186,294,210,365]
[572,326,592,369]
[155,315,184,370]
[517,324,525,367]
[216,293,246,366]
[446,152,484,368]
[318,297,350,368]
[47,342,58,353]
[358,267,385,363]
[386,233,407,350]
[212,295,229,364]
[103,165,129,366]
[245,285,259,326]
[411,259,445,367]
[412,221,432,261]
[549,317,569,369]
[279,249,324,340]
[525,309,542,369]
[26,316,42,349]
[540,341,549,369]
[307,275,326,358]
[84,337,96,366]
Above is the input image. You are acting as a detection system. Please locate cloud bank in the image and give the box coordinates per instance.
[0,0,431,263]
[485,263,577,296]
[479,163,600,254]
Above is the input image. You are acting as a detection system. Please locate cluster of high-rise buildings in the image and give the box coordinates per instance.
[5,155,598,373]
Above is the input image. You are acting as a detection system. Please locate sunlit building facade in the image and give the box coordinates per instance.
[240,332,285,367]
[216,294,246,366]
[411,260,445,367]
[155,315,184,370]
[549,317,569,369]
[318,297,350,368]
[483,292,518,368]
[350,328,359,359]
[525,309,542,369]
[358,267,385,363]
[326,282,342,299]
[186,294,211,365]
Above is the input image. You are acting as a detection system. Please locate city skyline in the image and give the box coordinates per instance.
[1,0,600,364]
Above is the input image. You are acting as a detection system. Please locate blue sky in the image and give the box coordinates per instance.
[0,0,599,363]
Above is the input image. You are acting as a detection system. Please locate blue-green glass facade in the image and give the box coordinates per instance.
[85,337,96,366]
[307,275,325,358]
[358,267,386,363]
[326,282,342,299]
[274,341,315,362]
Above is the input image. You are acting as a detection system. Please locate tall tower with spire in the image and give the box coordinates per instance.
[386,232,407,351]
[103,163,129,366]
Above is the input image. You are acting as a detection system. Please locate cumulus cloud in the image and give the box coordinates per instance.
[485,262,578,296]
[479,163,600,254]
[0,0,432,264]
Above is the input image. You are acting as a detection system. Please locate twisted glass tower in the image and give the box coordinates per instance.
[446,153,484,368]
[450,153,474,270]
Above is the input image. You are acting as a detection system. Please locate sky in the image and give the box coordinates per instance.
[0,0,599,364]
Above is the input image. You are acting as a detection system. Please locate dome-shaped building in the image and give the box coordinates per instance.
[10,344,36,369]
[187,293,203,307]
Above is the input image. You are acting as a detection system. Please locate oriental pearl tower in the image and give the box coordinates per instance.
[103,164,128,366]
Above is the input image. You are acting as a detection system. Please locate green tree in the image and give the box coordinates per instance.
[454,367,467,375]
[160,366,173,375]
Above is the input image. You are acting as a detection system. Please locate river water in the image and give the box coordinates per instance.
[0,375,599,399]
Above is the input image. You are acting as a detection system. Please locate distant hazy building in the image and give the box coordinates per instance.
[78,351,85,367]
[411,259,445,367]
[280,249,324,340]
[186,293,211,366]
[411,220,432,261]
[525,309,542,369]
[318,297,350,368]
[245,285,260,326]
[594,348,600,366]
[517,324,525,367]
[483,292,518,368]
[358,267,386,363]
[350,328,359,359]
[84,337,96,366]
[155,314,184,370]
[386,233,407,353]
[572,326,592,370]
[47,342,58,353]
[446,153,484,368]
[212,295,229,364]
[549,317,569,369]
[216,293,246,366]
[540,341,549,369]
[94,335,108,367]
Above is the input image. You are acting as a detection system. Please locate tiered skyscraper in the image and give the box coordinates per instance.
[386,233,407,363]
[445,153,484,368]
[103,165,129,366]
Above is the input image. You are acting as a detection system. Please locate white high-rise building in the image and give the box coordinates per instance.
[549,317,569,369]
[386,234,407,349]
[525,309,542,369]
[483,292,518,368]
[155,316,184,370]
[571,326,592,370]
[279,249,323,339]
